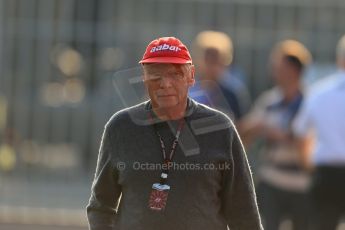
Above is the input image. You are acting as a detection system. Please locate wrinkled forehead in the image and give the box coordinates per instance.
[142,63,188,73]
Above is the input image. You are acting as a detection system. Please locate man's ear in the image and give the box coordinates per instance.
[188,65,196,86]
[142,65,148,83]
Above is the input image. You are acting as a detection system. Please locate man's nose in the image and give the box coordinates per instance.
[159,76,173,88]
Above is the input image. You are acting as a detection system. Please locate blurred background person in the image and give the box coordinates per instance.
[189,30,251,122]
[0,93,6,135]
[0,94,16,174]
[293,35,345,230]
[240,40,312,230]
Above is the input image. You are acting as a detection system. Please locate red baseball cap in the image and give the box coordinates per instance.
[139,37,192,64]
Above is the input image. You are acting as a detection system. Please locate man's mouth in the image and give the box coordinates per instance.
[158,95,175,97]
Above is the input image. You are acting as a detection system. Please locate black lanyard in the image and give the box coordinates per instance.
[152,117,185,185]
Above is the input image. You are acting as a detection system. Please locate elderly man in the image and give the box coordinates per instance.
[86,37,262,230]
[293,35,345,230]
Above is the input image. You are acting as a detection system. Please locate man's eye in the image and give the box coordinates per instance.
[148,75,161,81]
[170,73,184,79]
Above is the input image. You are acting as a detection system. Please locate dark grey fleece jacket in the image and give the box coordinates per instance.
[86,98,263,230]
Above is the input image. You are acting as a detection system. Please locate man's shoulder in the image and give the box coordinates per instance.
[195,101,231,118]
[105,101,149,129]
[257,87,282,107]
[192,101,235,134]
[304,73,343,108]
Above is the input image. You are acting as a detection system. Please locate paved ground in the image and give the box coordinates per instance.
[0,223,87,230]
[1,174,345,230]
[0,175,91,210]
[0,174,91,228]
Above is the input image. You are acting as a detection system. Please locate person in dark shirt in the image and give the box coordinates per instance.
[86,37,263,230]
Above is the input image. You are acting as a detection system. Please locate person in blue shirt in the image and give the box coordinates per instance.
[189,31,251,121]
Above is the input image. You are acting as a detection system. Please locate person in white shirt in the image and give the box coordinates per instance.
[293,35,345,230]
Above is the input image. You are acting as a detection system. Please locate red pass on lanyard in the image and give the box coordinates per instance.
[148,183,170,211]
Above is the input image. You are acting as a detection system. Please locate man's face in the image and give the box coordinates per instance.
[271,57,297,88]
[143,63,195,109]
[198,48,226,81]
